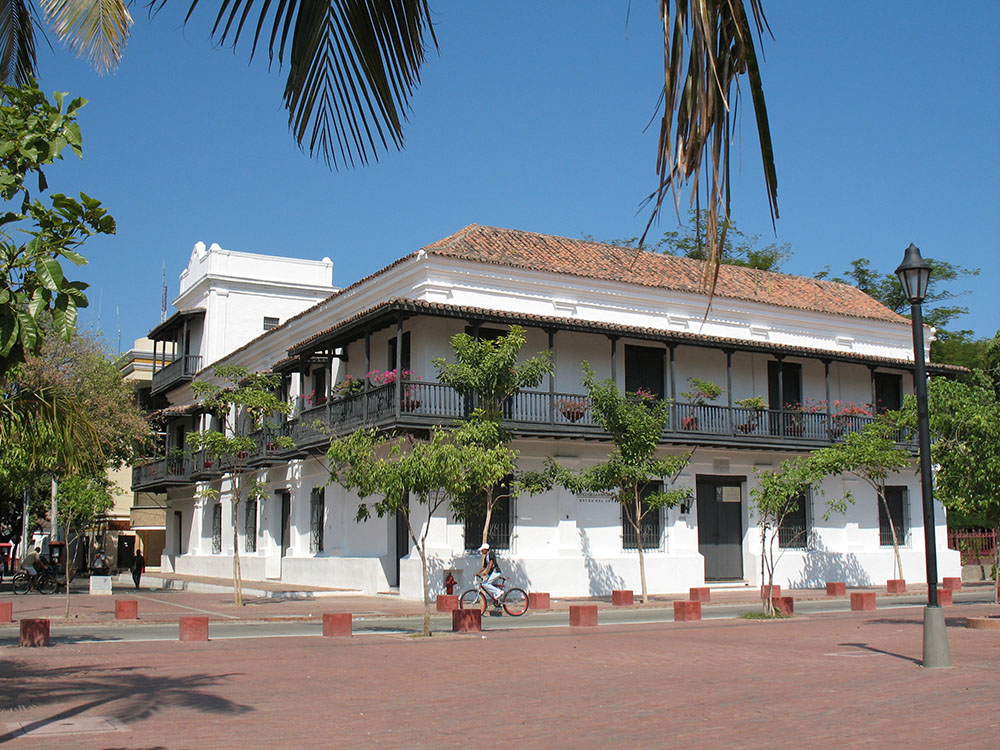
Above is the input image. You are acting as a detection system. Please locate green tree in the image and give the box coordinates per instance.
[54,470,115,617]
[0,82,115,376]
[750,457,848,615]
[27,2,772,277]
[328,423,515,635]
[432,324,551,545]
[810,419,911,580]
[597,210,791,272]
[524,363,691,603]
[188,365,294,606]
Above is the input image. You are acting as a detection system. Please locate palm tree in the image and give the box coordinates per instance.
[11,1,776,285]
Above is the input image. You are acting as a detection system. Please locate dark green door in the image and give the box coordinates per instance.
[697,476,745,580]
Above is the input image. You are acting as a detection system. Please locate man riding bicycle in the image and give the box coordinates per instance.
[19,547,48,589]
[476,543,503,604]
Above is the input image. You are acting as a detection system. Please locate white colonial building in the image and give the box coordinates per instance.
[134,225,962,598]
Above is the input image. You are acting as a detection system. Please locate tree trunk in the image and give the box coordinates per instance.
[633,495,648,604]
[481,499,493,548]
[232,495,243,607]
[64,518,73,619]
[419,546,430,637]
[879,492,904,580]
[761,525,775,616]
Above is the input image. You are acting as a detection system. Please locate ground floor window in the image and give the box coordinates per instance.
[211,504,222,554]
[623,482,662,550]
[245,499,257,553]
[310,488,325,553]
[464,479,513,551]
[879,486,909,547]
[778,492,811,549]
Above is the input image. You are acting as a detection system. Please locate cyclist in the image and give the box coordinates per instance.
[476,542,503,604]
[19,547,48,589]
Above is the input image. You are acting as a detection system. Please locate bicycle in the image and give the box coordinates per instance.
[11,569,58,595]
[459,575,529,616]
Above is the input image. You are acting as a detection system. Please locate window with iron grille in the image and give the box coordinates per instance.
[778,491,811,548]
[211,504,222,554]
[464,478,513,551]
[879,486,909,547]
[623,482,662,550]
[245,499,258,553]
[310,487,325,553]
[263,316,280,331]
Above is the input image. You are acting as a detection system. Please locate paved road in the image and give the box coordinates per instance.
[2,589,990,645]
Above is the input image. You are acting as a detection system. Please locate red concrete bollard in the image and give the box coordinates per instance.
[673,600,702,621]
[569,605,598,627]
[322,612,352,637]
[452,609,482,633]
[611,589,634,606]
[436,595,459,613]
[851,592,877,611]
[942,577,962,592]
[886,579,906,594]
[689,587,711,603]
[772,596,794,615]
[937,589,954,607]
[0,601,12,622]
[19,619,49,647]
[826,582,847,596]
[115,599,138,620]
[179,616,209,641]
[528,592,550,610]
[760,584,781,599]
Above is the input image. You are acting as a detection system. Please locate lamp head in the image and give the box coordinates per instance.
[895,243,932,305]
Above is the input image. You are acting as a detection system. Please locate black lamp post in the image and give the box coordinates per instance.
[894,243,951,669]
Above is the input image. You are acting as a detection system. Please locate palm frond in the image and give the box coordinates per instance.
[643,0,778,302]
[0,0,37,85]
[167,0,436,168]
[40,0,133,74]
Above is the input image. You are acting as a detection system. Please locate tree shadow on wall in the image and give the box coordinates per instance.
[579,528,625,597]
[793,535,872,588]
[0,661,252,743]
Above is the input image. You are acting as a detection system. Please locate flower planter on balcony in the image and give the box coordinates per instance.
[561,409,585,423]
[682,416,699,431]
[402,399,421,413]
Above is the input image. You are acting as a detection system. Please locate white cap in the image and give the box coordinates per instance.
[477,543,490,551]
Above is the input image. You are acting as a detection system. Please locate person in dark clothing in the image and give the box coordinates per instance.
[132,549,145,589]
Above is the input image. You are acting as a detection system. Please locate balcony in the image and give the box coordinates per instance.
[131,456,191,491]
[151,355,203,396]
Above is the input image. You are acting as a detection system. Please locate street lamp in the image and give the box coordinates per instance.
[894,243,951,669]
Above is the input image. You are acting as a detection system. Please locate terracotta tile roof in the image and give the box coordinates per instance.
[421,224,909,325]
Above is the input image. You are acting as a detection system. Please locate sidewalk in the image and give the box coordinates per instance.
[1,574,994,627]
[1,602,998,748]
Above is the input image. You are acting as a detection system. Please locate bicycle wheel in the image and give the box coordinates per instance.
[11,573,29,595]
[37,575,58,595]
[459,588,487,612]
[502,588,529,617]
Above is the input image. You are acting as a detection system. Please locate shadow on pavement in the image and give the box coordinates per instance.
[0,661,252,742]
[863,616,969,629]
[839,641,921,665]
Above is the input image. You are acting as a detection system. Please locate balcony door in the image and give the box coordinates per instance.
[625,345,665,399]
[696,475,745,580]
[768,360,802,434]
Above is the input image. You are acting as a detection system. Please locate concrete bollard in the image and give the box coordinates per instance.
[322,613,352,636]
[851,592,877,611]
[19,619,50,647]
[826,582,847,596]
[689,587,711,603]
[937,589,954,607]
[452,609,482,633]
[0,601,12,622]
[179,616,209,641]
[569,605,598,627]
[115,599,138,620]
[528,592,550,610]
[942,577,962,591]
[760,584,781,599]
[435,595,459,613]
[89,575,113,595]
[886,579,906,594]
[611,590,634,606]
[673,600,702,621]
[772,596,794,615]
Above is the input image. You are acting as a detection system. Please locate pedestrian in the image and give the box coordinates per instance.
[132,549,145,590]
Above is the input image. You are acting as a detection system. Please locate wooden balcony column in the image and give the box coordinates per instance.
[775,354,785,436]
[608,335,618,386]
[363,328,371,423]
[394,315,404,421]
[668,345,677,401]
[546,328,556,425]
[725,349,734,434]
[823,359,833,434]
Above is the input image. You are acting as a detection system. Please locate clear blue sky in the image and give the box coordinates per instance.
[35,1,999,353]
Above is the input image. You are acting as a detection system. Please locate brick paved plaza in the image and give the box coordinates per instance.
[1,600,997,749]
